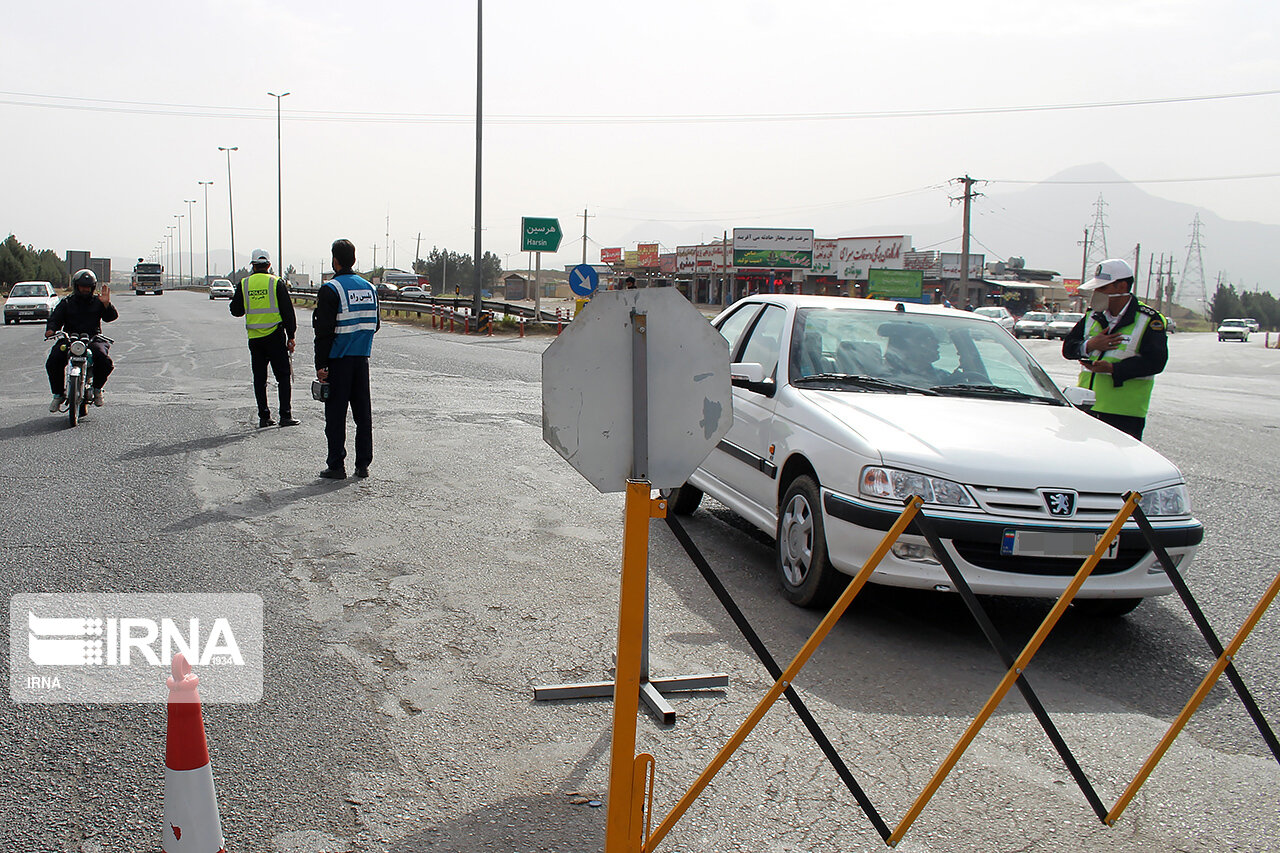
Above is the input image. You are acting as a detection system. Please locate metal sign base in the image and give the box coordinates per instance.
[534,671,729,725]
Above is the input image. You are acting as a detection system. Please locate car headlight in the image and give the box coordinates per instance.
[860,466,974,507]
[1138,484,1189,517]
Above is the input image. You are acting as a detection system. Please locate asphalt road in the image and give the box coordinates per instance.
[0,292,1276,852]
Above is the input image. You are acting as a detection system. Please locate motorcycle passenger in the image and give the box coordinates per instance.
[44,269,118,410]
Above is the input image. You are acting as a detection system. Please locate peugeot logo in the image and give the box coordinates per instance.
[1042,490,1077,517]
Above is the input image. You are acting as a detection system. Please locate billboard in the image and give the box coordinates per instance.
[601,247,623,264]
[659,253,676,274]
[940,252,985,278]
[867,268,924,300]
[696,244,730,273]
[733,228,813,268]
[66,250,91,277]
[676,246,697,274]
[624,250,638,267]
[637,243,660,267]
[836,236,907,280]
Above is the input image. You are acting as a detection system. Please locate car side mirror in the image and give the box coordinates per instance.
[1061,385,1094,409]
[730,362,775,397]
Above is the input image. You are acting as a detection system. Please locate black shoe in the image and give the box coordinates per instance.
[259,416,275,428]
[355,466,369,478]
[279,416,300,427]
[319,467,347,480]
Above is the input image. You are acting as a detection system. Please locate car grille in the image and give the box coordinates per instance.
[952,540,1144,576]
[970,485,1122,523]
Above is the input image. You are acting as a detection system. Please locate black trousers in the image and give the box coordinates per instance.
[1091,410,1146,441]
[324,356,372,470]
[248,329,292,419]
[47,340,112,394]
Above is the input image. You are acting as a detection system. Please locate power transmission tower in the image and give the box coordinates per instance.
[1181,213,1207,316]
[1083,194,1110,274]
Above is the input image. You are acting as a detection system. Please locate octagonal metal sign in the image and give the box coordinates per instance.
[542,288,732,493]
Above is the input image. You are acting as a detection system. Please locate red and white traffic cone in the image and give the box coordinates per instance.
[162,653,226,852]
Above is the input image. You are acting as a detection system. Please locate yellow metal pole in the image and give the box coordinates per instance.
[644,497,923,851]
[604,481,661,853]
[1107,566,1280,825]
[888,491,1141,846]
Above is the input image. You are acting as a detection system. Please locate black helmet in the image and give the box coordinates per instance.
[72,269,97,293]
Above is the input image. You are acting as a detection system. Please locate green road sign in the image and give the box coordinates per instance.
[521,217,563,252]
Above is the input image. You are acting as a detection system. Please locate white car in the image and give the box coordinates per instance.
[972,305,1015,331]
[397,286,428,300]
[1217,319,1250,342]
[1012,311,1052,339]
[4,281,59,324]
[1044,312,1085,340]
[208,279,234,300]
[669,295,1202,616]
[1243,318,1260,333]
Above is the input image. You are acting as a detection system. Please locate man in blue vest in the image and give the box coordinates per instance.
[1062,258,1168,441]
[314,238,379,479]
[230,248,298,428]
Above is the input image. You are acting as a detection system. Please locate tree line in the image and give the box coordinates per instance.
[1209,283,1279,330]
[0,235,68,290]
[411,247,503,293]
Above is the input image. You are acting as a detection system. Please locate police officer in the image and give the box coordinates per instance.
[1062,258,1167,441]
[313,238,379,480]
[230,249,298,428]
[45,269,118,410]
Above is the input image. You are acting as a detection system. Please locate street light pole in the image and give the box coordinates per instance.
[198,181,213,284]
[174,214,184,287]
[184,199,196,286]
[267,92,290,279]
[218,146,238,279]
[166,227,176,287]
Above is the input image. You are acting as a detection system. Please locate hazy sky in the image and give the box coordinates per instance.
[4,0,1278,279]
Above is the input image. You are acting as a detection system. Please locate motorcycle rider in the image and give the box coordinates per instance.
[44,269,118,410]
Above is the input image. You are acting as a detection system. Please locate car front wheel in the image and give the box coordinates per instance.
[777,475,844,608]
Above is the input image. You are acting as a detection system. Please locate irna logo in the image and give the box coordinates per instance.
[27,611,244,667]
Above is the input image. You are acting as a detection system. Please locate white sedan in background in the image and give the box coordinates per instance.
[1013,310,1052,338]
[1045,311,1085,339]
[973,305,1015,331]
[669,295,1202,617]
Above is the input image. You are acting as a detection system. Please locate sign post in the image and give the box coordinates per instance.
[521,217,563,322]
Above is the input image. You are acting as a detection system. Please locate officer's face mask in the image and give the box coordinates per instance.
[1089,290,1110,312]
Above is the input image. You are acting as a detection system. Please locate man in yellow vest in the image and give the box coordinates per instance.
[1062,258,1168,441]
[230,249,299,428]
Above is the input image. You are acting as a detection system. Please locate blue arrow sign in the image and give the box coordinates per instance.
[569,263,599,297]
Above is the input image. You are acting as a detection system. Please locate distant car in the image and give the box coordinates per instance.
[4,281,59,324]
[1045,312,1085,340]
[1013,311,1052,339]
[972,305,1015,331]
[1165,318,1178,334]
[1217,319,1250,342]
[376,283,399,298]
[667,295,1202,617]
[397,286,428,300]
[1243,318,1260,333]
[208,279,234,300]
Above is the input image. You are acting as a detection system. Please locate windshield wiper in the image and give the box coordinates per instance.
[793,373,937,395]
[929,383,1064,404]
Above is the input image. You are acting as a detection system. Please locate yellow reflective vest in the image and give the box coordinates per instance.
[242,273,283,339]
[1076,303,1165,418]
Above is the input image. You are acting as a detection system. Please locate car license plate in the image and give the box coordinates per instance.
[1000,530,1117,559]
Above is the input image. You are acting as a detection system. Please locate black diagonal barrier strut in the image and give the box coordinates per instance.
[910,510,1110,822]
[664,514,892,842]
[1129,504,1280,764]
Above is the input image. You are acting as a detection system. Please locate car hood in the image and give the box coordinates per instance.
[5,295,55,306]
[801,391,1183,491]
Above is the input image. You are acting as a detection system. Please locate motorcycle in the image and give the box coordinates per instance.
[51,331,111,427]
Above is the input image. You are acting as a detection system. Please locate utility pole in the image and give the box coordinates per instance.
[415,232,421,269]
[579,207,594,265]
[372,244,378,271]
[953,175,979,305]
[471,0,485,323]
[1144,253,1155,301]
[722,230,729,307]
[1132,243,1140,285]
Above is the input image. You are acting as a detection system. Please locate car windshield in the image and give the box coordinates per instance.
[787,306,1066,400]
[9,285,47,297]
[1020,312,1050,322]
[1221,320,1246,327]
[1053,313,1084,324]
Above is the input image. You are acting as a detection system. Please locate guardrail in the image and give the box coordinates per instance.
[287,289,566,324]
